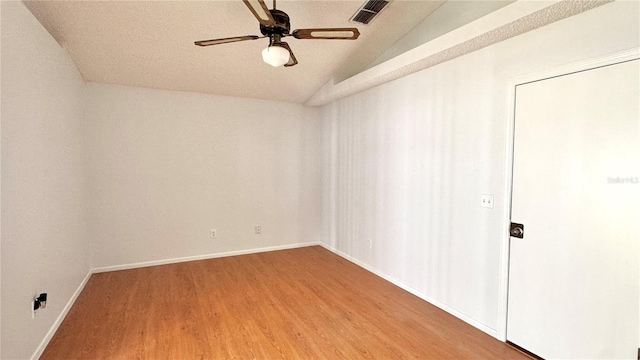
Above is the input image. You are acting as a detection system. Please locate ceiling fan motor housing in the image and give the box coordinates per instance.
[260,9,291,37]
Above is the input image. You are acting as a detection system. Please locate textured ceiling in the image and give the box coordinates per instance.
[25,0,445,104]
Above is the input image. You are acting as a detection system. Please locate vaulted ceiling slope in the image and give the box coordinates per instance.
[25,0,446,104]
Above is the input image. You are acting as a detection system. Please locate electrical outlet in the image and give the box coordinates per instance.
[255,225,262,235]
[210,229,217,239]
[480,194,494,209]
[32,293,47,318]
[367,238,373,249]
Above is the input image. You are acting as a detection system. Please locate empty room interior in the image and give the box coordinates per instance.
[1,0,639,359]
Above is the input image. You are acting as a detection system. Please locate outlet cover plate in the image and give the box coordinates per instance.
[481,194,494,209]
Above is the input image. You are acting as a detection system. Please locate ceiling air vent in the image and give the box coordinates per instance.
[350,0,391,25]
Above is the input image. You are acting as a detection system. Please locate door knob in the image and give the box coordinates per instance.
[510,222,524,238]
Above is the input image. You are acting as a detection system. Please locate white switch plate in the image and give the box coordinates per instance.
[481,194,494,208]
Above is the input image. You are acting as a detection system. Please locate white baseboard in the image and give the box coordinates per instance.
[318,243,498,339]
[30,270,92,360]
[91,242,320,273]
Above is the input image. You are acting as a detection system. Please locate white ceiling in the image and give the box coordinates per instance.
[25,0,447,104]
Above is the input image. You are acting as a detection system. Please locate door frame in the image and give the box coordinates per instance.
[496,47,640,341]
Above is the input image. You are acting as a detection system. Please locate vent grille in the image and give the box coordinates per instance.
[350,0,390,25]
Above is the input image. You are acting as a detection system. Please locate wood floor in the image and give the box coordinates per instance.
[42,246,529,359]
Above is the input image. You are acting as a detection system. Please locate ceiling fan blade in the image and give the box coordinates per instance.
[292,28,360,40]
[279,42,298,67]
[194,35,260,47]
[242,0,276,27]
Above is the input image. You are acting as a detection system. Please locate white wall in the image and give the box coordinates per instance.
[319,1,639,336]
[85,83,322,269]
[1,2,91,359]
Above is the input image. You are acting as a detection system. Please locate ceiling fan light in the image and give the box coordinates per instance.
[262,45,290,67]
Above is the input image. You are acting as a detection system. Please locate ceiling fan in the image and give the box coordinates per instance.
[194,0,361,68]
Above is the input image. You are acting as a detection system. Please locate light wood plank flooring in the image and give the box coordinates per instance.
[42,246,529,359]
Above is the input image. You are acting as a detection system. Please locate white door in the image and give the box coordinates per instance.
[507,59,640,359]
